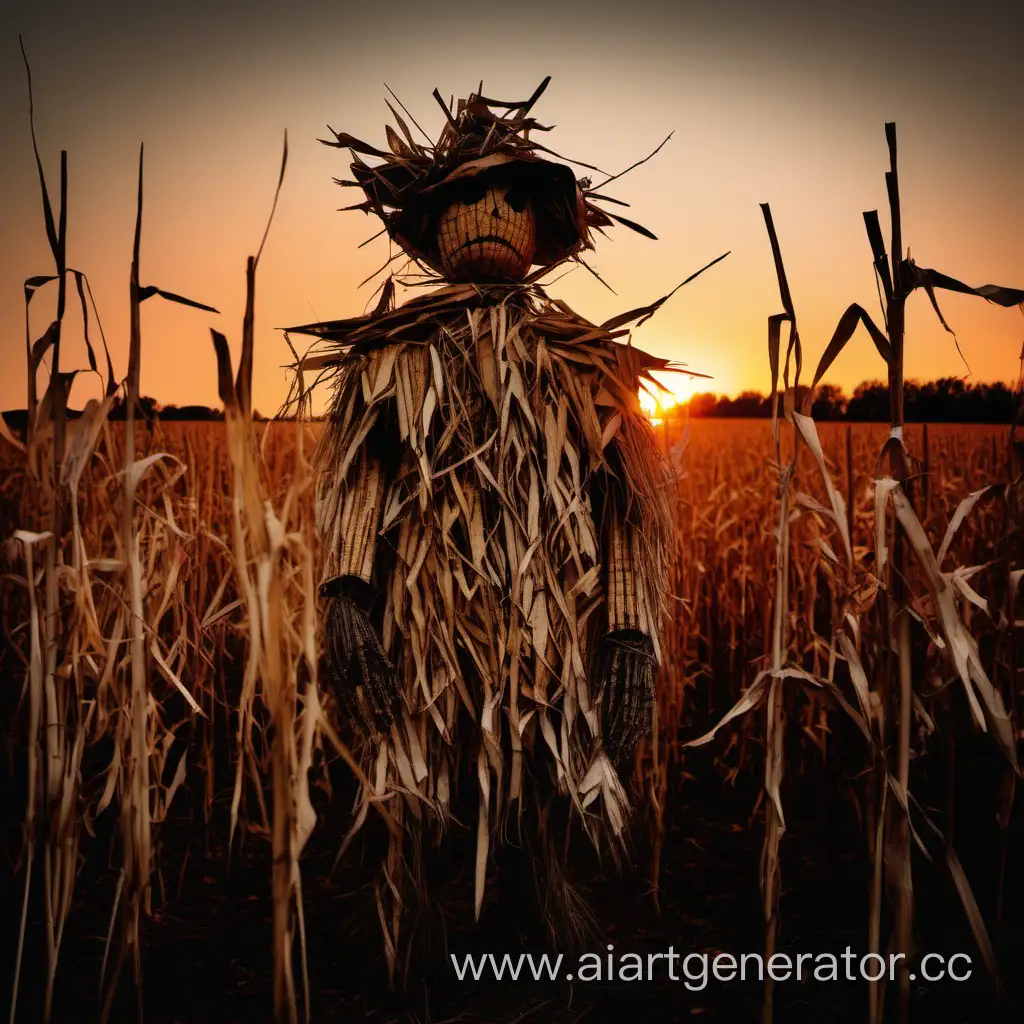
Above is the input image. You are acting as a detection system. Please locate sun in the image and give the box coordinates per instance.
[638,372,705,421]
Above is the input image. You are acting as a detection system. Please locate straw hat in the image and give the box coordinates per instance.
[322,78,658,278]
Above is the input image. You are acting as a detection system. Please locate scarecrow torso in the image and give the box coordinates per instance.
[314,289,669,787]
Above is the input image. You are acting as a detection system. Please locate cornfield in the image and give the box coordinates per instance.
[4,57,1024,1024]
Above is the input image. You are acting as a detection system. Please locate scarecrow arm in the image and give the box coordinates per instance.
[605,507,657,638]
[319,446,388,588]
[594,493,658,762]
[317,428,400,732]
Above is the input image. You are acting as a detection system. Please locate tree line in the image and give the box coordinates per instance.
[2,378,1019,432]
[672,378,1018,423]
[3,396,246,431]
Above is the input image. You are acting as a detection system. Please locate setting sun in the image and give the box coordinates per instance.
[638,371,706,420]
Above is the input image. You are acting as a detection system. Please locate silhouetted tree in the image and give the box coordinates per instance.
[721,390,769,418]
[159,404,225,421]
[845,381,890,421]
[108,394,160,421]
[686,393,718,418]
[811,383,847,420]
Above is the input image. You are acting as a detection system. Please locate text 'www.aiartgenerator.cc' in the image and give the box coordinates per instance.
[450,947,974,989]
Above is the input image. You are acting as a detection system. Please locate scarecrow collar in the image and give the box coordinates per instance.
[321,78,661,281]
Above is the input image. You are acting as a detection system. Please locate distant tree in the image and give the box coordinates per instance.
[138,396,160,420]
[811,383,847,420]
[1,410,28,439]
[159,404,224,421]
[108,394,161,421]
[687,392,718,418]
[845,381,889,421]
[975,381,1015,423]
[716,391,767,418]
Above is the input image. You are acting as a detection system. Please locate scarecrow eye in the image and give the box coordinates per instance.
[504,184,529,213]
[458,180,487,205]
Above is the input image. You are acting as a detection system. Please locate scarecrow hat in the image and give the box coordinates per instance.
[321,77,662,278]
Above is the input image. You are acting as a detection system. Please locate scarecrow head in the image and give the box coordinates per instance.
[322,78,657,284]
[433,161,541,281]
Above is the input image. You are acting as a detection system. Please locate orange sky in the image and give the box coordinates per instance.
[2,1,1022,418]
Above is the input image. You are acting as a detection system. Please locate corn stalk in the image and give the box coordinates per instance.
[757,203,802,1024]
[98,146,217,1024]
[210,134,326,1024]
[12,38,82,1023]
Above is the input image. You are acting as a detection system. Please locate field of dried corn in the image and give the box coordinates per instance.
[3,411,1022,1023]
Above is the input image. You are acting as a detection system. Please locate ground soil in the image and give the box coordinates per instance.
[3,708,1021,1024]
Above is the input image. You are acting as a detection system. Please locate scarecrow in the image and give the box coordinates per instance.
[288,79,714,974]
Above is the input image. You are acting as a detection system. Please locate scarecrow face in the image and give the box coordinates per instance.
[436,179,537,282]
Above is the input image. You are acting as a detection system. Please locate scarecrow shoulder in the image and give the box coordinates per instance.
[327,340,431,418]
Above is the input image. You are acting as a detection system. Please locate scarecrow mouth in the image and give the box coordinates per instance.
[453,235,525,255]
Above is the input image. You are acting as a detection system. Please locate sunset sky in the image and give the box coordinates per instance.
[2,0,1022,418]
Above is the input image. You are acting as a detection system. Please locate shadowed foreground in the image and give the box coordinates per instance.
[3,730,1018,1022]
